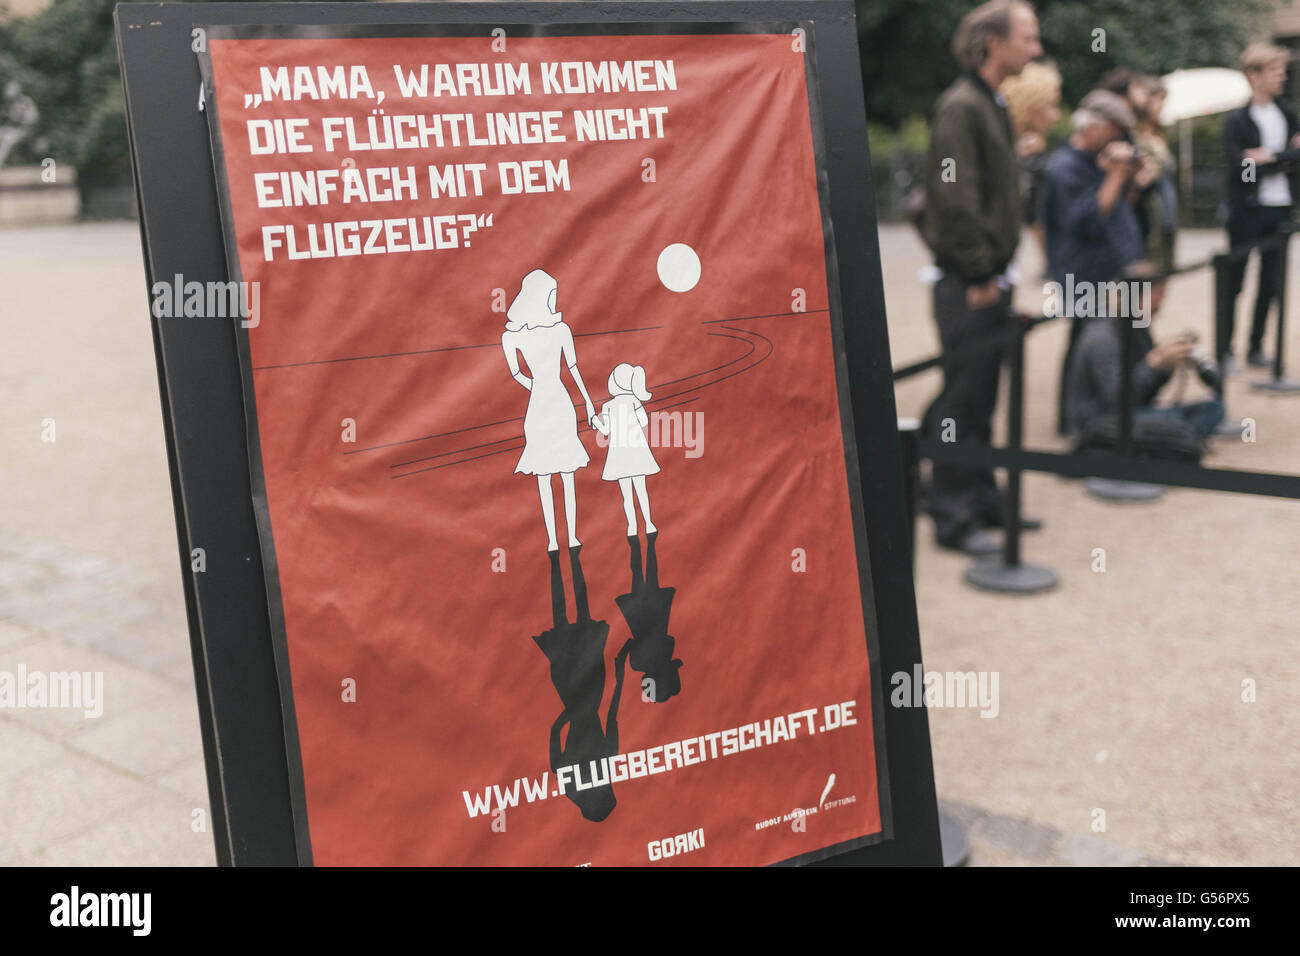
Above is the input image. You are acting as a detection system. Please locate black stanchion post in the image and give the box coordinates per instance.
[1003,319,1024,569]
[1086,281,1166,501]
[964,310,1057,594]
[1275,231,1287,380]
[1118,301,1135,457]
[1213,253,1231,378]
[1253,226,1300,392]
[1210,251,1245,435]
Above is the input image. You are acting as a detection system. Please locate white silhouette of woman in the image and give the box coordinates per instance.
[501,269,596,552]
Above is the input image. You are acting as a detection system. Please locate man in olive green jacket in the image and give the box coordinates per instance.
[919,0,1041,553]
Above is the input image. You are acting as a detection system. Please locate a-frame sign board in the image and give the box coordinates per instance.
[116,0,940,866]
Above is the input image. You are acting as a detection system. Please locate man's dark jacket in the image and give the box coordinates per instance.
[1223,97,1300,209]
[921,72,1022,284]
[1042,143,1144,287]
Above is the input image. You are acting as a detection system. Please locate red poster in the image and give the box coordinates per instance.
[199,22,889,865]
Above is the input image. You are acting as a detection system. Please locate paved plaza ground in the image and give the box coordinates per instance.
[2,220,1298,865]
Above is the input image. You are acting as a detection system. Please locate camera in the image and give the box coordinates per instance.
[1181,334,1223,391]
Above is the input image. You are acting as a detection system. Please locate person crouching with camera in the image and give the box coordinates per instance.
[1065,280,1226,441]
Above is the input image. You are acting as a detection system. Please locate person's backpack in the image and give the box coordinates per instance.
[1074,414,1204,464]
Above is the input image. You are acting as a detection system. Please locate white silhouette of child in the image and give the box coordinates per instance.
[590,364,660,536]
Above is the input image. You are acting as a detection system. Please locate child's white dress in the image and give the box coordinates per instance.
[600,394,661,481]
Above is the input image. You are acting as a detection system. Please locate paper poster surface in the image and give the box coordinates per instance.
[199,22,888,866]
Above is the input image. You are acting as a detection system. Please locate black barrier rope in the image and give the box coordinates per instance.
[917,438,1300,500]
[1148,225,1293,285]
[892,309,1065,385]
[893,227,1296,385]
[896,226,1300,592]
[892,354,943,381]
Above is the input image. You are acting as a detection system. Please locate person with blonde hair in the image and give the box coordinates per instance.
[590,363,660,537]
[1000,59,1062,252]
[1001,59,1061,153]
[1222,42,1300,367]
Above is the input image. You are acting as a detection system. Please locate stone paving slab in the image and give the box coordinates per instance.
[67,691,205,778]
[0,751,163,859]
[154,755,213,808]
[0,637,180,736]
[35,791,214,867]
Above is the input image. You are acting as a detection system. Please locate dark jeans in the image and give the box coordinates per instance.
[1135,399,1226,440]
[1225,204,1291,355]
[921,274,1008,544]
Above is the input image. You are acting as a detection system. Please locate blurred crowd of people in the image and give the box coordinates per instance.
[913,0,1298,553]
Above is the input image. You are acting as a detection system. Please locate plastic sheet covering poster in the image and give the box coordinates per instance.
[198,20,891,866]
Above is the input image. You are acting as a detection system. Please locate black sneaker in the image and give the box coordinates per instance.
[936,528,1003,556]
[1247,350,1273,368]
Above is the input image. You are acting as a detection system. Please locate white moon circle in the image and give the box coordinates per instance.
[657,243,701,293]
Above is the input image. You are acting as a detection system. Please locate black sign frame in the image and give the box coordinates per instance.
[115,0,940,867]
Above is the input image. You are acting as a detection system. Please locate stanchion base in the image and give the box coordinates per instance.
[1250,377,1300,393]
[1084,477,1165,501]
[964,558,1059,594]
[939,810,971,868]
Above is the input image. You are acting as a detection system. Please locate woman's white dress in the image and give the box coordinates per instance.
[511,323,590,476]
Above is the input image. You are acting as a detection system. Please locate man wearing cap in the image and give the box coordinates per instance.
[1042,89,1145,434]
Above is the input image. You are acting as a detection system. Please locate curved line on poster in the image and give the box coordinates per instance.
[346,307,806,457]
[387,325,773,479]
[388,396,701,478]
[386,333,758,470]
[251,324,664,372]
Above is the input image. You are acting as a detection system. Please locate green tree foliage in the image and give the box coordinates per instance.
[0,0,126,193]
[858,0,1282,126]
[857,0,966,125]
[0,0,317,204]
